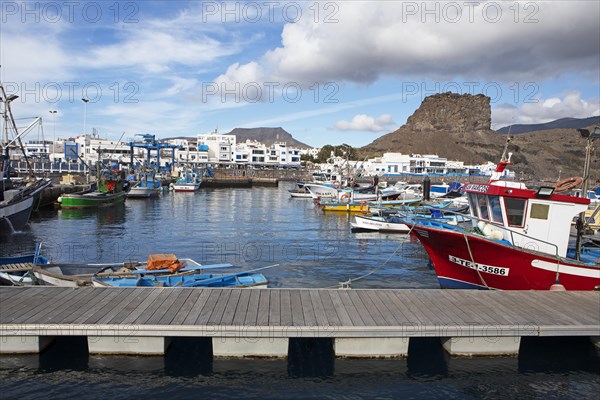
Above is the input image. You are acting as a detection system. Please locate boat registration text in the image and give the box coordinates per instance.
[448,255,509,276]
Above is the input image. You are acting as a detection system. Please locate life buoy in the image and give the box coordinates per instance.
[340,193,351,204]
[360,200,369,214]
[554,176,582,193]
[332,180,341,189]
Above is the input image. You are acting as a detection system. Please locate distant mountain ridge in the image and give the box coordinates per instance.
[164,127,311,148]
[496,116,600,134]
[226,127,311,148]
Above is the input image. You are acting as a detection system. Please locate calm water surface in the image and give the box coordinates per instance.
[1,184,599,399]
[1,184,435,289]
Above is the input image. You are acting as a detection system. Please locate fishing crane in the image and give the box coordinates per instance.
[127,134,182,173]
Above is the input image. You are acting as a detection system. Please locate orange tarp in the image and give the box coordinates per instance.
[146,254,184,273]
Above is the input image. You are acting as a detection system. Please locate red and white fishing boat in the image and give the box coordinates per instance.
[409,145,600,290]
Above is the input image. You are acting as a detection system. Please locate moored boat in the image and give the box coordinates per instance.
[91,270,268,288]
[410,142,600,290]
[1,178,52,233]
[58,170,128,209]
[127,170,162,198]
[0,252,272,288]
[351,214,411,233]
[321,195,422,213]
[170,169,202,192]
[1,83,54,233]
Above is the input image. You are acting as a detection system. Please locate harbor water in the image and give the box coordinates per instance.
[1,184,599,399]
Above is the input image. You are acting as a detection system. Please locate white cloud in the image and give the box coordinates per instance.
[220,1,600,87]
[164,77,199,97]
[334,114,396,132]
[492,92,600,128]
[83,29,234,73]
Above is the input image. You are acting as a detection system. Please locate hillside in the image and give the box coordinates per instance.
[226,127,311,148]
[497,116,600,134]
[361,93,599,182]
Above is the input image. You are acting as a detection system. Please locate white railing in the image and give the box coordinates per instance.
[10,161,89,174]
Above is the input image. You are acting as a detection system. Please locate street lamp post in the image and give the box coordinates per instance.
[49,110,57,156]
[82,98,89,135]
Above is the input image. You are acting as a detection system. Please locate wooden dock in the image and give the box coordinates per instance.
[1,287,598,357]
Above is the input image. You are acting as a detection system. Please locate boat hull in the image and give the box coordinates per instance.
[411,223,600,290]
[171,183,201,192]
[127,187,159,198]
[351,215,410,232]
[0,195,34,233]
[1,179,52,233]
[58,191,127,209]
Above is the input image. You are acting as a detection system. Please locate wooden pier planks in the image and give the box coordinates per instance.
[0,287,598,338]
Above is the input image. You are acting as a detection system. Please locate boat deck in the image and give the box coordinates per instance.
[1,287,598,357]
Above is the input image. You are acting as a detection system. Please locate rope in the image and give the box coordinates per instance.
[332,212,421,289]
[463,233,489,289]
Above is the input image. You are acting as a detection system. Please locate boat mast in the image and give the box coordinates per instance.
[0,84,35,179]
[575,127,598,260]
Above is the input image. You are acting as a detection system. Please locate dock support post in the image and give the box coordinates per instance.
[334,338,409,358]
[441,337,521,356]
[0,336,54,354]
[212,337,288,358]
[591,337,600,349]
[87,336,172,355]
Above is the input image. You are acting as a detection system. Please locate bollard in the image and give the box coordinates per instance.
[423,176,431,201]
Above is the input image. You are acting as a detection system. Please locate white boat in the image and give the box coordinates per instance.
[350,214,411,232]
[127,171,162,198]
[170,170,202,192]
[304,183,339,199]
[288,186,313,198]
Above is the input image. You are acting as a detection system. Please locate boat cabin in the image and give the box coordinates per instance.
[464,181,589,258]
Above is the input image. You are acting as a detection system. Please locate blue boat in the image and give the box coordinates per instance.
[0,243,48,285]
[91,268,269,288]
[1,249,270,289]
[127,170,162,198]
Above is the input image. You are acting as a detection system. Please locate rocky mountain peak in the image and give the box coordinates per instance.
[404,92,491,133]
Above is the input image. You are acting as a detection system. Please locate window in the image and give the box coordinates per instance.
[530,203,549,220]
[488,195,504,224]
[477,194,489,220]
[504,198,527,226]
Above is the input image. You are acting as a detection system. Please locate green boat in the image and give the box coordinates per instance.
[58,170,128,209]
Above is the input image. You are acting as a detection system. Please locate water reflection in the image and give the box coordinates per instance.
[2,186,439,289]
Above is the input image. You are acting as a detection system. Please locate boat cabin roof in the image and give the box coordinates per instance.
[464,182,590,205]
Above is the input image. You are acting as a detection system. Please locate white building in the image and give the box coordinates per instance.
[235,140,264,164]
[234,140,302,167]
[23,140,52,159]
[197,130,236,163]
[267,142,301,166]
[362,153,412,175]
[72,133,132,165]
[409,154,447,174]
[169,138,208,166]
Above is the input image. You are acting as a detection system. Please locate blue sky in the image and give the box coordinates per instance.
[1,1,599,148]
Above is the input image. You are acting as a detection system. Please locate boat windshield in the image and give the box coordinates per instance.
[488,195,504,224]
[504,197,527,227]
[476,194,489,220]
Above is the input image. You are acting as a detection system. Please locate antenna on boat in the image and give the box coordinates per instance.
[489,134,513,183]
[499,134,512,163]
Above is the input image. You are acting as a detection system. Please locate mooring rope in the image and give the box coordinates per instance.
[333,210,421,289]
